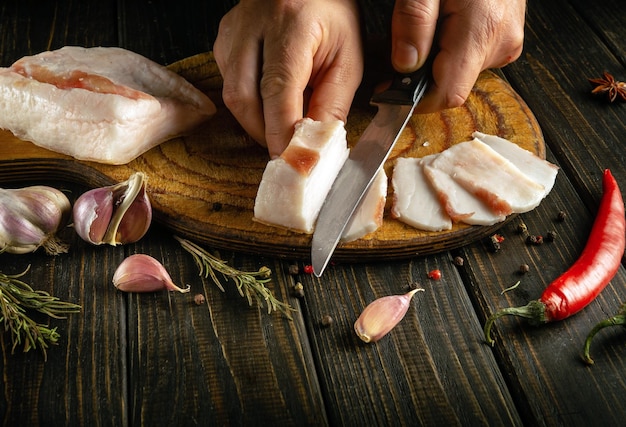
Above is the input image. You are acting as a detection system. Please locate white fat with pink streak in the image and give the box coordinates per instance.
[341,169,388,242]
[254,118,349,234]
[0,46,216,164]
[423,161,506,226]
[428,139,547,215]
[391,155,453,231]
[473,131,559,194]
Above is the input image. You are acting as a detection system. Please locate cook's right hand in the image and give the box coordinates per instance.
[214,0,364,158]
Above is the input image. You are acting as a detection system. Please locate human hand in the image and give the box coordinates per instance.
[390,0,526,112]
[214,0,363,158]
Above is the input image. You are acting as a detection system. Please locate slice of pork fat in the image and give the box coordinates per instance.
[0,46,216,164]
[428,138,547,216]
[391,155,453,231]
[254,118,349,233]
[341,169,388,242]
[472,131,559,194]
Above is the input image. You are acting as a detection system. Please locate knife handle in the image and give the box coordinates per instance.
[371,66,430,106]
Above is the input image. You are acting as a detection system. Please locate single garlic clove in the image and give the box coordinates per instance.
[354,288,424,343]
[113,254,190,293]
[0,185,71,254]
[72,188,114,244]
[73,172,152,246]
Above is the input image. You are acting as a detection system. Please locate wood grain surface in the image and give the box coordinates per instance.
[0,52,545,261]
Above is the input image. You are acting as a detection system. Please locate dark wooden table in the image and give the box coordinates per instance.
[1,1,625,426]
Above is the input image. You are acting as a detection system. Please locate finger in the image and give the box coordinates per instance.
[306,40,363,124]
[391,0,439,73]
[214,14,267,147]
[260,33,317,158]
[415,15,485,113]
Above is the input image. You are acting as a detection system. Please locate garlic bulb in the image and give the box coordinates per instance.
[73,172,152,245]
[354,288,424,343]
[0,185,71,254]
[113,254,190,293]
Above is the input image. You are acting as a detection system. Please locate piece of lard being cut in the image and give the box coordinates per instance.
[473,131,559,194]
[340,169,388,242]
[0,46,216,164]
[254,118,349,234]
[391,155,453,231]
[427,138,547,217]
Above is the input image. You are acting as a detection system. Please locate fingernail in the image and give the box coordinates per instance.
[393,41,419,72]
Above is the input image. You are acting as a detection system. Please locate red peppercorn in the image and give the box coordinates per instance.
[427,269,442,280]
[303,264,314,274]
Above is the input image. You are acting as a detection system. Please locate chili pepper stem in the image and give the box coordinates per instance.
[484,300,549,346]
[582,314,626,365]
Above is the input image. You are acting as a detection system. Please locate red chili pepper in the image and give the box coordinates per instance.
[485,169,625,345]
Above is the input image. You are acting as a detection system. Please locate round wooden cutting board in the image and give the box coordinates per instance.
[0,52,544,261]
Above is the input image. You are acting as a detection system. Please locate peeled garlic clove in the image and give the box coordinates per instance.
[0,185,71,254]
[113,254,190,293]
[354,288,424,343]
[73,172,152,246]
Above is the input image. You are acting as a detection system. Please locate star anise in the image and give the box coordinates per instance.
[588,72,626,103]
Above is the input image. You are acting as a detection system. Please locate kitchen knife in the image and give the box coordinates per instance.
[311,67,430,277]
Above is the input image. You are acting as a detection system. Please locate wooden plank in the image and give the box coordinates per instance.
[298,255,522,425]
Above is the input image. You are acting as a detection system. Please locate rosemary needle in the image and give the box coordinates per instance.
[0,266,81,360]
[175,236,295,319]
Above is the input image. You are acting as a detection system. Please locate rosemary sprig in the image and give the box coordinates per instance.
[0,266,81,360]
[175,236,295,319]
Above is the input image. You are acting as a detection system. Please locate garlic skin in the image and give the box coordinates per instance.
[73,172,152,245]
[0,185,71,254]
[354,288,424,343]
[113,254,190,293]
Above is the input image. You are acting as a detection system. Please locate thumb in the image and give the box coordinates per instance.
[391,0,439,73]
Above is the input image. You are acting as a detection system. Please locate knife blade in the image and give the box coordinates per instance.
[311,67,430,276]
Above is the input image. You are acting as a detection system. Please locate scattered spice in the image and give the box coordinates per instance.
[321,315,334,327]
[303,264,314,275]
[287,264,299,275]
[453,256,464,267]
[516,222,529,236]
[176,236,295,318]
[485,170,625,345]
[588,72,626,103]
[427,269,442,280]
[518,264,530,275]
[526,235,543,245]
[194,294,206,305]
[556,210,567,222]
[487,234,503,252]
[0,266,81,360]
[293,282,305,298]
[545,230,557,242]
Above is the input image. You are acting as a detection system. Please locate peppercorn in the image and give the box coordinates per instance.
[427,269,442,280]
[194,294,206,305]
[557,210,567,222]
[487,234,501,252]
[453,256,464,267]
[526,235,537,245]
[321,315,334,327]
[293,282,305,298]
[303,264,314,274]
[546,230,557,242]
[287,264,299,275]
[517,222,528,235]
[519,264,530,274]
